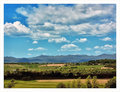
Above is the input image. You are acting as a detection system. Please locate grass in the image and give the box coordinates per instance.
[4,79,108,88]
[4,63,104,72]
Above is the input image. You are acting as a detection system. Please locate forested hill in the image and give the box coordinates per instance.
[4,54,116,63]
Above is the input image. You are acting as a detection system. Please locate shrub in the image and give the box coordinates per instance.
[56,83,66,88]
[7,79,15,88]
[105,77,116,88]
[92,76,98,88]
[72,80,76,88]
[86,75,92,88]
[77,77,81,88]
[67,82,70,88]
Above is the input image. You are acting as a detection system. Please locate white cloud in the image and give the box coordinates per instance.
[95,51,102,54]
[35,47,47,51]
[101,44,113,50]
[79,38,87,42]
[28,47,47,51]
[86,48,91,51]
[70,22,115,36]
[101,37,112,41]
[72,38,87,43]
[28,48,33,51]
[16,5,114,25]
[48,37,70,43]
[4,21,30,36]
[94,46,100,49]
[32,41,38,44]
[28,53,32,56]
[94,44,114,50]
[4,5,116,41]
[59,44,81,51]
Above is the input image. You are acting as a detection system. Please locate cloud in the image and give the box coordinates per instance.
[32,41,38,44]
[94,46,100,49]
[28,53,32,56]
[59,44,81,51]
[48,37,70,43]
[28,47,47,51]
[4,5,116,41]
[101,37,112,41]
[79,38,87,42]
[28,48,33,51]
[4,21,30,37]
[94,44,114,50]
[16,5,115,25]
[70,22,115,36]
[101,44,113,50]
[95,51,102,54]
[72,38,87,43]
[86,48,91,51]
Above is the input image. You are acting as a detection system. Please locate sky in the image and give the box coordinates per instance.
[4,4,116,58]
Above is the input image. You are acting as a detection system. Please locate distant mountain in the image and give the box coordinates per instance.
[4,54,116,63]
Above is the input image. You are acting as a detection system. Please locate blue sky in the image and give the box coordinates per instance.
[4,4,116,58]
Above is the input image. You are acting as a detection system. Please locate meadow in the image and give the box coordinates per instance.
[4,59,116,88]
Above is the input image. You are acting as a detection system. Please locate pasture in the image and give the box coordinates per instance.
[4,79,110,88]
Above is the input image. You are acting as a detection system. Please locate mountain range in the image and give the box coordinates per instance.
[4,54,116,63]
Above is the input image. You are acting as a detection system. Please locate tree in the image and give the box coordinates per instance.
[56,83,66,88]
[77,77,81,88]
[67,82,70,88]
[72,80,76,88]
[105,77,116,88]
[92,76,98,88]
[86,75,92,88]
[7,79,15,88]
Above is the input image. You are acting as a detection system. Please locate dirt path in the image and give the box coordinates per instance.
[36,79,110,84]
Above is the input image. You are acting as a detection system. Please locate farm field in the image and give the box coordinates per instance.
[4,59,116,88]
[4,79,110,88]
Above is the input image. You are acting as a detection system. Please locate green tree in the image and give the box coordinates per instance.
[7,79,15,88]
[105,77,116,88]
[67,82,70,88]
[77,77,81,88]
[56,83,66,88]
[86,75,92,88]
[92,76,98,88]
[72,80,76,88]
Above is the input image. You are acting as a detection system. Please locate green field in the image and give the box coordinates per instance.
[5,78,109,88]
[4,59,116,88]
[4,63,104,72]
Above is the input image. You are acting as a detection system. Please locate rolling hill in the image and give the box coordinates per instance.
[4,54,116,63]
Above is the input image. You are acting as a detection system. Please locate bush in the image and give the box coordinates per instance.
[56,83,66,88]
[86,75,92,88]
[72,80,76,88]
[92,76,98,88]
[7,79,15,88]
[77,77,81,88]
[67,82,70,88]
[105,77,116,88]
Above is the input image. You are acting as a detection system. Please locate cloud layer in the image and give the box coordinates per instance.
[4,4,116,41]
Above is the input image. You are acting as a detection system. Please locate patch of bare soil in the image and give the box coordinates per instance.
[36,79,110,84]
[40,64,65,67]
[101,67,113,69]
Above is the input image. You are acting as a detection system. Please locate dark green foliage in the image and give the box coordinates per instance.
[4,59,116,80]
[105,77,116,88]
[83,59,116,65]
[56,83,66,88]
[86,75,92,88]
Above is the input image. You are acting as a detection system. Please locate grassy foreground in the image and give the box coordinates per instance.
[4,79,109,88]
